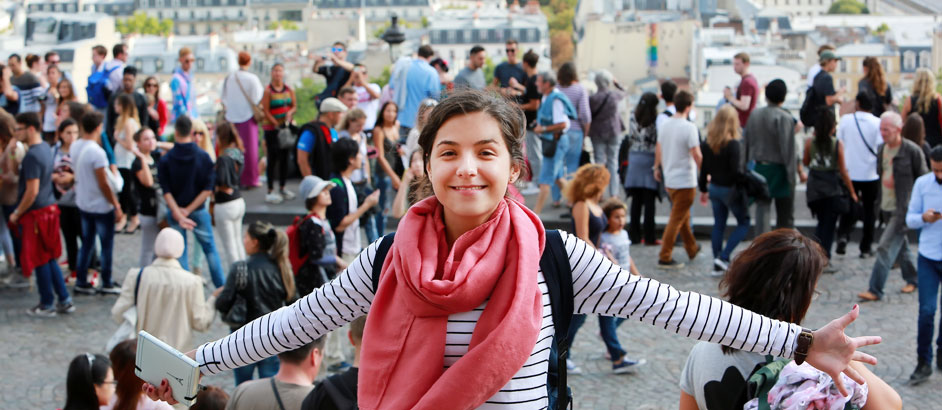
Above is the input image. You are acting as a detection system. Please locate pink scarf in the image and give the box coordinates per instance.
[358,196,545,410]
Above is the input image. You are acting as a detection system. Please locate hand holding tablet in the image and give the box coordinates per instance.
[136,331,202,406]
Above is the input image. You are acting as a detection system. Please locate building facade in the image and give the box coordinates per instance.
[136,0,247,35]
[427,7,548,71]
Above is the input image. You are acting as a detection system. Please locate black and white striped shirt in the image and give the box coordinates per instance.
[197,232,800,409]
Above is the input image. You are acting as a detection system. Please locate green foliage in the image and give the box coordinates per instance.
[874,23,889,35]
[371,20,416,40]
[266,20,299,30]
[116,12,173,36]
[541,0,578,66]
[371,65,392,88]
[294,78,326,125]
[484,57,496,85]
[421,16,429,28]
[828,0,869,14]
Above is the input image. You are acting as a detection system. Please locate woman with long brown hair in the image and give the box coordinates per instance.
[142,76,167,137]
[213,121,247,271]
[700,105,749,274]
[113,94,141,233]
[902,113,932,169]
[902,68,942,147]
[103,339,173,410]
[859,56,893,117]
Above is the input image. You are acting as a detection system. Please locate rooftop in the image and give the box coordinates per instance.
[314,0,430,8]
[835,43,894,57]
[231,28,307,44]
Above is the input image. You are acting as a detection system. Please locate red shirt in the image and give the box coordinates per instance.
[736,74,758,126]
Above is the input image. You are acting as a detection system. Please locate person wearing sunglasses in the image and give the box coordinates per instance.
[142,76,167,137]
[492,39,528,99]
[312,42,354,107]
[170,47,198,123]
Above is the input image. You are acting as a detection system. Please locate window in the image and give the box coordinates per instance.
[134,58,143,70]
[155,58,164,71]
[904,50,917,71]
[219,57,228,71]
[881,58,890,73]
[196,57,205,70]
[920,51,931,68]
[189,23,195,34]
[839,59,846,72]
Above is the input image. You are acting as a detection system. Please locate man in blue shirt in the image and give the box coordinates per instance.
[906,145,942,384]
[158,115,224,288]
[297,98,346,180]
[391,45,440,137]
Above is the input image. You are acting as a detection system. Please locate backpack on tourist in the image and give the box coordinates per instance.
[287,215,311,275]
[87,65,119,109]
[371,230,575,410]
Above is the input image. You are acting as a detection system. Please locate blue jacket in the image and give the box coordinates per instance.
[158,142,215,210]
[537,89,577,140]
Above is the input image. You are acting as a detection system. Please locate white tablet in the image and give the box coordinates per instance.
[135,331,202,407]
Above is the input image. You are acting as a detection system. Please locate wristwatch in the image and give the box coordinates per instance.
[794,327,814,365]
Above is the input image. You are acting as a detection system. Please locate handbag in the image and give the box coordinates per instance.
[231,72,266,123]
[221,262,249,328]
[105,268,144,351]
[276,126,296,150]
[542,131,561,158]
[740,169,771,201]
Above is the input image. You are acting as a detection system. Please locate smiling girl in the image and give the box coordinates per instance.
[146,90,882,409]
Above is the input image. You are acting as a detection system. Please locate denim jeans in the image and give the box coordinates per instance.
[374,175,392,237]
[76,209,115,288]
[552,129,584,202]
[35,259,70,308]
[708,184,751,262]
[868,213,918,298]
[167,208,224,287]
[567,314,628,362]
[917,255,942,363]
[233,355,279,386]
[591,137,621,198]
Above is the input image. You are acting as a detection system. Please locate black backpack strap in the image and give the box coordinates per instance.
[270,378,287,410]
[133,268,144,306]
[371,233,396,294]
[540,230,573,410]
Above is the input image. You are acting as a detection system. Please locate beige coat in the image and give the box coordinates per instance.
[111,258,217,351]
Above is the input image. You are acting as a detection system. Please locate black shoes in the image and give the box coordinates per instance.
[836,240,847,255]
[910,360,932,385]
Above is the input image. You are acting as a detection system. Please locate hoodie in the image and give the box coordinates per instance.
[158,142,215,210]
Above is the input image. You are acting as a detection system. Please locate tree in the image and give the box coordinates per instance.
[874,23,889,35]
[550,31,574,69]
[294,78,326,125]
[116,12,173,36]
[371,65,392,88]
[266,20,299,30]
[541,0,578,67]
[828,0,869,14]
[483,57,496,85]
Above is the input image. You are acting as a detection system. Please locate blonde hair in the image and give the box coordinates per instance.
[707,105,741,153]
[564,164,609,204]
[912,68,937,114]
[341,108,367,131]
[178,47,193,59]
[190,118,216,162]
[114,94,139,139]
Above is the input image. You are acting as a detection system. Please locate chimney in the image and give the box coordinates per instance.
[525,0,539,14]
[166,34,174,52]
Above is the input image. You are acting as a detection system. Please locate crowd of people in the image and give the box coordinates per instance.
[6,37,942,409]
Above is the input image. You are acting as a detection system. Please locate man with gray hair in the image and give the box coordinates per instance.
[589,70,625,197]
[858,111,927,302]
[532,71,576,215]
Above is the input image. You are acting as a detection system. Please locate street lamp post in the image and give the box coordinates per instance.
[381,14,405,63]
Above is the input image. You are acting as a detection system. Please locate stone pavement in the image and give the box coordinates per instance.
[1,227,940,409]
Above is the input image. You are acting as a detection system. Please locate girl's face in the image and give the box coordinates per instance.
[607,208,626,232]
[58,104,70,122]
[271,65,284,82]
[47,68,60,86]
[137,129,156,153]
[243,232,260,255]
[383,104,397,123]
[60,124,78,145]
[426,112,519,229]
[348,118,365,134]
[94,368,115,406]
[409,151,423,175]
[57,81,71,99]
[317,188,332,207]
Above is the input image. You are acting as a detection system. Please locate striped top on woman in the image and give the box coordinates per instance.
[263,83,293,131]
[196,231,801,409]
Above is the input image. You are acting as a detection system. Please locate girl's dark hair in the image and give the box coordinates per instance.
[247,221,295,302]
[215,121,244,152]
[417,90,527,200]
[902,113,926,147]
[110,340,143,410]
[66,101,89,123]
[144,76,159,98]
[58,118,77,134]
[374,101,398,129]
[0,111,15,144]
[601,197,627,219]
[719,229,826,354]
[331,137,360,173]
[64,353,111,410]
[813,109,836,158]
[557,62,578,87]
[634,92,659,128]
[188,386,229,410]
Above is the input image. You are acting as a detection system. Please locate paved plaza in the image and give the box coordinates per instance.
[1,226,941,409]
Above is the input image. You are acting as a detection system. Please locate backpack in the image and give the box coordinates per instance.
[287,215,311,275]
[370,230,575,410]
[746,356,860,410]
[87,65,119,109]
[799,72,823,127]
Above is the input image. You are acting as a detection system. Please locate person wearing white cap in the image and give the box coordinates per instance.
[297,98,347,179]
[110,228,216,351]
[294,175,346,297]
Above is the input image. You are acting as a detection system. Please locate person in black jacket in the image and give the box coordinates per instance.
[214,221,297,385]
[105,66,150,143]
[301,316,366,410]
[699,105,749,274]
[326,138,379,258]
[297,98,346,179]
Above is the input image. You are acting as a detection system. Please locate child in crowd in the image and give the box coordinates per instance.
[391,148,425,219]
[600,198,640,276]
[295,175,346,297]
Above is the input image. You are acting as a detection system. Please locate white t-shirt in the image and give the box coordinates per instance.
[655,104,677,133]
[600,230,631,269]
[659,117,700,189]
[341,176,361,256]
[356,83,382,130]
[104,59,126,94]
[807,63,822,89]
[837,111,882,181]
[113,117,140,169]
[679,342,766,410]
[221,70,264,123]
[73,138,115,214]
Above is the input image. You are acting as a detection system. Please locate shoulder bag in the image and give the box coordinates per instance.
[105,268,144,351]
[232,72,266,124]
[853,113,877,157]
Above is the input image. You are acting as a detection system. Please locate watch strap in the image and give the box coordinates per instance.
[794,327,814,365]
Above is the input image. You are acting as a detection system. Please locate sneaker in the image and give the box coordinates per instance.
[566,359,583,375]
[713,258,729,272]
[860,250,874,259]
[265,192,284,204]
[835,240,847,255]
[823,263,838,274]
[657,259,685,269]
[99,285,121,295]
[73,284,97,295]
[280,189,296,200]
[328,361,352,373]
[26,305,57,317]
[56,301,76,314]
[909,360,932,385]
[4,273,29,289]
[612,358,647,374]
